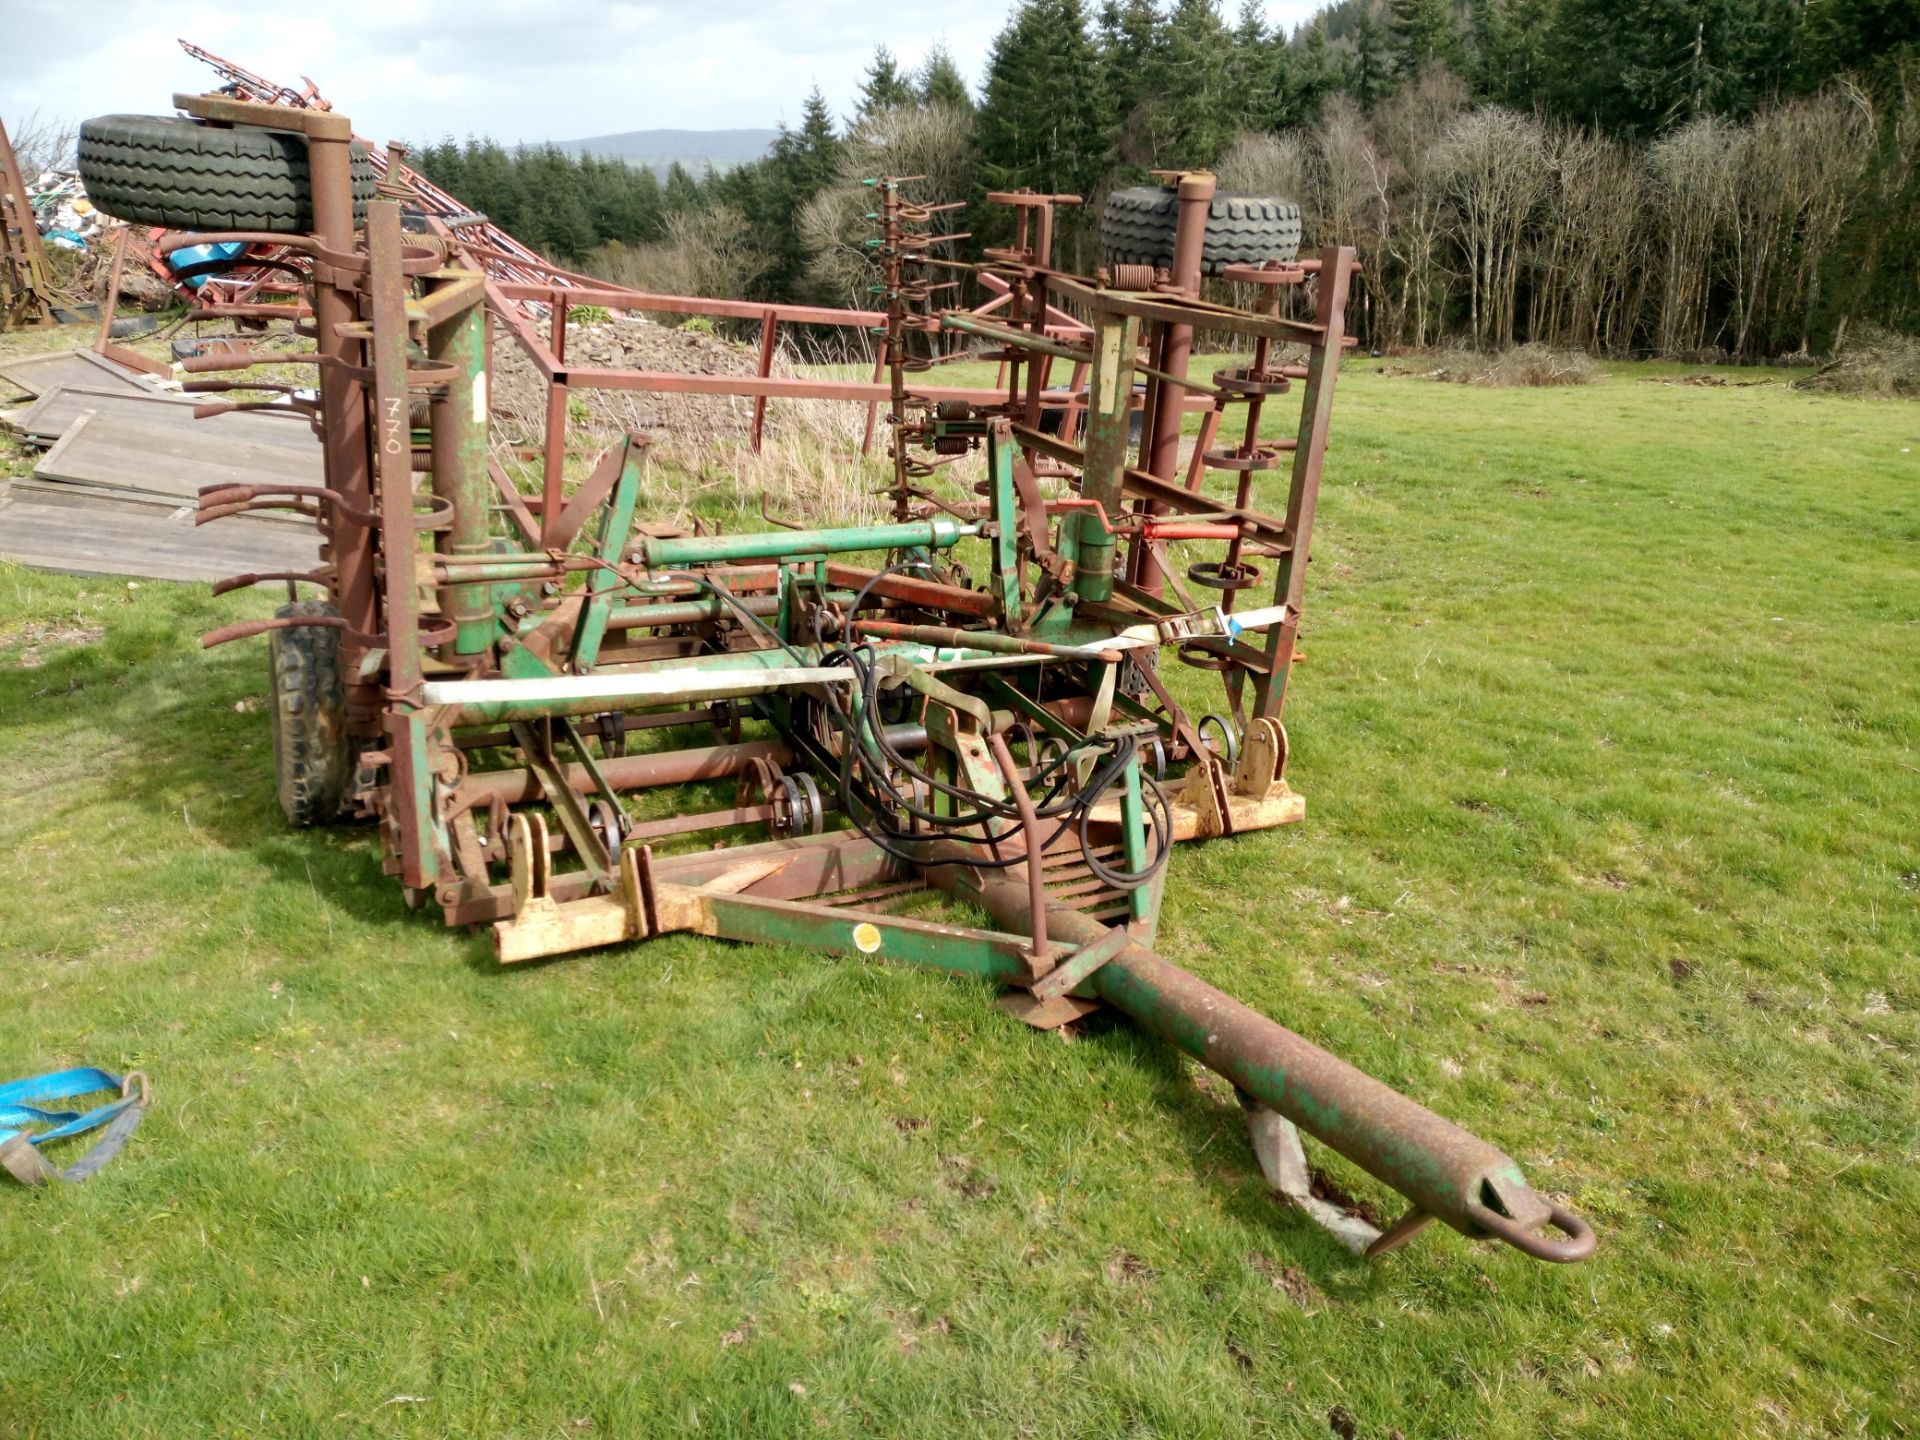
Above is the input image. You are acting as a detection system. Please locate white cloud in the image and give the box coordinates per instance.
[0,0,1328,146]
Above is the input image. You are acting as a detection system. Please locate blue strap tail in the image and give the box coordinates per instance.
[0,1069,147,1183]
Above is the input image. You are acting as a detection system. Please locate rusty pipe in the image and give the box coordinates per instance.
[1133,522,1239,542]
[927,851,1596,1262]
[823,564,997,619]
[303,115,381,736]
[457,738,792,809]
[1134,172,1215,596]
[845,620,1121,663]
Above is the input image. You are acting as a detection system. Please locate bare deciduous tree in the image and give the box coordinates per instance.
[1303,96,1392,342]
[1203,78,1899,363]
[1214,131,1316,330]
[7,110,76,179]
[1374,67,1468,348]
[1435,106,1550,350]
[1530,127,1642,355]
[801,102,976,306]
[1746,91,1876,358]
[1647,118,1736,358]
[1215,131,1310,205]
[592,204,768,315]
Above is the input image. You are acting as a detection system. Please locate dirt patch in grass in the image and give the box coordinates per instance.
[1251,1251,1324,1309]
[938,1153,996,1200]
[5,620,104,668]
[1307,1169,1390,1229]
[1646,371,1774,388]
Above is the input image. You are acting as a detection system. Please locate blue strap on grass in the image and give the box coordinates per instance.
[0,1067,150,1185]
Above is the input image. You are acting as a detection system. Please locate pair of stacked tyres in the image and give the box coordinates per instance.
[1099,186,1302,273]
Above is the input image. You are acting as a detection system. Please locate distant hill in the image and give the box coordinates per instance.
[547,128,782,177]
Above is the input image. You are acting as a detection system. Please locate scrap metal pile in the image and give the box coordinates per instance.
[71,76,1596,1266]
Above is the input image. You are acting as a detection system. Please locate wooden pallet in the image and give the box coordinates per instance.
[0,347,159,400]
[34,408,323,502]
[0,481,320,585]
[12,384,316,451]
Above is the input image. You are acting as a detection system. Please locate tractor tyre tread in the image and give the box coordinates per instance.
[77,114,373,234]
[268,600,351,827]
[1101,186,1303,274]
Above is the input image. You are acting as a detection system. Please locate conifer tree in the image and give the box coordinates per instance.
[1467,0,1552,109]
[1153,0,1237,166]
[1349,2,1394,108]
[1227,1,1276,128]
[918,43,975,111]
[1796,0,1920,94]
[978,0,1105,195]
[1545,0,1797,134]
[1096,0,1167,163]
[1386,0,1465,78]
[1290,15,1348,120]
[764,88,844,298]
[662,161,702,213]
[1226,1,1303,131]
[857,46,918,117]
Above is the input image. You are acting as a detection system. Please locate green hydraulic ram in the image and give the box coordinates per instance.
[636,518,978,568]
[425,269,493,658]
[930,845,1598,1263]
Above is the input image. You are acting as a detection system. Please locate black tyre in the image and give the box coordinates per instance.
[1101,186,1302,274]
[268,600,351,827]
[77,114,373,234]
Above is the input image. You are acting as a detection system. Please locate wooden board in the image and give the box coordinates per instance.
[35,408,324,502]
[13,385,317,451]
[7,477,312,530]
[0,347,159,400]
[0,482,322,585]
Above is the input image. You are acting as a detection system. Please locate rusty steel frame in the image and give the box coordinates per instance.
[0,114,59,332]
[165,40,1201,501]
[142,70,1596,1270]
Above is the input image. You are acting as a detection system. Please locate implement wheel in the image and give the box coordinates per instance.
[77,115,374,233]
[1101,186,1302,274]
[268,601,350,827]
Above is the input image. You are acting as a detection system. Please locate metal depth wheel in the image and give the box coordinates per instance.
[1188,560,1261,592]
[1145,735,1169,782]
[737,755,784,811]
[774,774,825,838]
[586,799,627,862]
[1197,713,1241,767]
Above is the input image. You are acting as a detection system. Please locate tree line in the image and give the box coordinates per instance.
[408,2,1920,360]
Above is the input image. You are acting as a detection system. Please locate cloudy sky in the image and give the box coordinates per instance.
[2,0,1325,147]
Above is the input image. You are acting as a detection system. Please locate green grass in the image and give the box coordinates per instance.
[0,358,1915,1438]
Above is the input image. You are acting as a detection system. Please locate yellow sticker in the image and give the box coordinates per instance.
[852,922,883,954]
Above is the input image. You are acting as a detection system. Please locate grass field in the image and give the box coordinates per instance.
[0,343,1914,1438]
